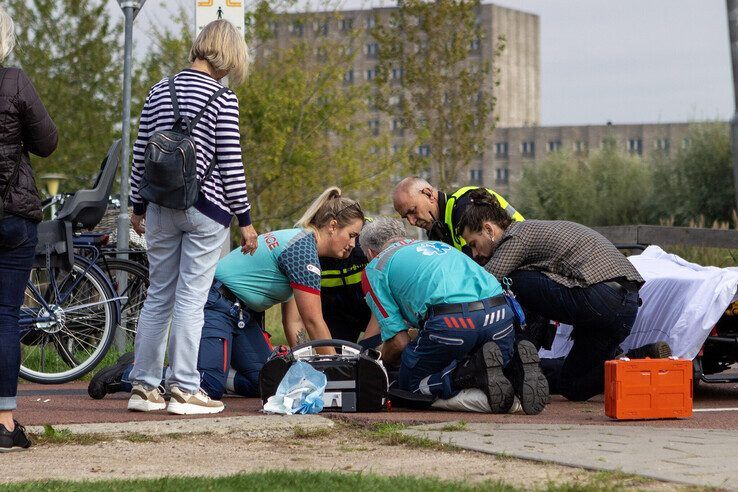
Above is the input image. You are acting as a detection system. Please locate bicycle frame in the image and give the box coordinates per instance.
[20,248,123,329]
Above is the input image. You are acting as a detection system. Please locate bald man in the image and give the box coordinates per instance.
[392,177,523,255]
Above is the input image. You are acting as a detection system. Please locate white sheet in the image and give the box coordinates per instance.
[539,245,738,360]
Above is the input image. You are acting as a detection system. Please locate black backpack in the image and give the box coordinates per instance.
[138,77,228,210]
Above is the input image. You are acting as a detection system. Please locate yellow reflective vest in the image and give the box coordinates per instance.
[444,186,524,250]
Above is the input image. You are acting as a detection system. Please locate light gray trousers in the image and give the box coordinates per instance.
[129,205,229,394]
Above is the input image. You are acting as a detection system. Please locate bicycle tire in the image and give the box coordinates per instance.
[19,257,119,384]
[98,258,149,346]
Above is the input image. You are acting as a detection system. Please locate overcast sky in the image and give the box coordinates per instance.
[111,0,735,126]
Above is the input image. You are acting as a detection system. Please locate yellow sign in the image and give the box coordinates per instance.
[194,0,245,36]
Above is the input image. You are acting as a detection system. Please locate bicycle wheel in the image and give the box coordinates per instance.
[98,258,149,346]
[19,258,119,384]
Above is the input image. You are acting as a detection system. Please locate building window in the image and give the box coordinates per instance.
[369,145,379,155]
[682,137,690,149]
[470,169,483,183]
[418,144,431,157]
[573,140,586,153]
[469,37,481,53]
[368,119,380,136]
[391,144,401,155]
[495,142,508,157]
[547,140,562,152]
[269,21,279,36]
[627,138,642,155]
[314,46,327,60]
[340,18,354,31]
[365,42,379,58]
[495,168,509,185]
[391,119,404,136]
[343,69,354,85]
[655,138,670,153]
[366,68,377,81]
[391,68,404,81]
[366,95,378,111]
[388,95,400,107]
[521,141,535,157]
[289,21,304,37]
[314,21,329,36]
[366,16,377,29]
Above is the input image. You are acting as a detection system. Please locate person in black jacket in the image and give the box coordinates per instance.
[0,6,58,452]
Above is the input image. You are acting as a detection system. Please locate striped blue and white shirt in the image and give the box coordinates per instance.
[130,68,251,226]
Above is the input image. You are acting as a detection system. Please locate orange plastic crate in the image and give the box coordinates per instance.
[605,358,693,420]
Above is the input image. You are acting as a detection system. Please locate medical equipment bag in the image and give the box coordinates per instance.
[259,339,388,412]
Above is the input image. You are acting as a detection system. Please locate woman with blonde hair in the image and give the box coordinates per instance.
[90,188,364,403]
[0,5,58,450]
[127,19,258,415]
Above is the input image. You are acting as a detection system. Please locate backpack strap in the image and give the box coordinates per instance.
[190,86,229,129]
[194,87,229,184]
[168,76,181,119]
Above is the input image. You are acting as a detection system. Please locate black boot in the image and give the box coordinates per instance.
[626,342,672,359]
[508,340,549,415]
[88,352,135,399]
[452,342,514,414]
[519,314,557,351]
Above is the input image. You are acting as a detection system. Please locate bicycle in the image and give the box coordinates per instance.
[19,140,125,384]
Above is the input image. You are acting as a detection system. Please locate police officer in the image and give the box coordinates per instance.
[392,176,523,255]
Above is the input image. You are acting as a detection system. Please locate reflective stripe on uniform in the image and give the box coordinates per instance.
[320,270,363,287]
[444,186,524,250]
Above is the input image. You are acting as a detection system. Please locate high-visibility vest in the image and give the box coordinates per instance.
[320,217,372,288]
[444,187,524,250]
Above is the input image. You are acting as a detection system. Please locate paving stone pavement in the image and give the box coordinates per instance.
[404,423,738,489]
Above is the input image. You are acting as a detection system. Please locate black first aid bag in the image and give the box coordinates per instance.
[259,339,388,412]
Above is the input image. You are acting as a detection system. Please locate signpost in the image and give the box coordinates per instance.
[195,0,246,36]
[728,0,738,214]
[116,0,146,352]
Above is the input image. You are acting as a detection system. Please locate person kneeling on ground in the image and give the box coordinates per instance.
[457,188,671,402]
[89,188,364,409]
[359,217,548,415]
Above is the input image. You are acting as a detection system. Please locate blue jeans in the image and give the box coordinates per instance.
[0,215,38,411]
[398,298,515,399]
[122,284,271,399]
[508,270,639,401]
[129,205,229,393]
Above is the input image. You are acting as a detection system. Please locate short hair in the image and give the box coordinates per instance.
[294,186,364,231]
[0,6,16,64]
[189,19,250,86]
[360,217,407,253]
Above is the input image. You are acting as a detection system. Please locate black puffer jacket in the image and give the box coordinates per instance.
[0,66,57,222]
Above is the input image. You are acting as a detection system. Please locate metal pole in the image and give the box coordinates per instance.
[115,0,145,352]
[727,0,738,213]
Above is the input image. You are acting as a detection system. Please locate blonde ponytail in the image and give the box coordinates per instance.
[295,187,365,230]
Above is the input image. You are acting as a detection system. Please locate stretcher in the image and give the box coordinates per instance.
[540,245,738,385]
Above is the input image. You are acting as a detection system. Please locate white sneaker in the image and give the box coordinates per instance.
[127,384,166,412]
[167,387,224,415]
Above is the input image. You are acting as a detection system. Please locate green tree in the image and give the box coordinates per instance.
[647,123,734,225]
[6,0,122,192]
[513,139,652,226]
[134,2,394,230]
[373,0,502,190]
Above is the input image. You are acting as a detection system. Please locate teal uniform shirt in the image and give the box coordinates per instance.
[215,228,321,312]
[361,240,504,341]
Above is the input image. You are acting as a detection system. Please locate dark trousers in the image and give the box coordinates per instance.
[122,285,272,399]
[321,287,371,343]
[509,270,639,401]
[398,299,515,399]
[0,215,38,411]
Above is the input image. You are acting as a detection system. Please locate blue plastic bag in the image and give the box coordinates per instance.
[262,361,327,415]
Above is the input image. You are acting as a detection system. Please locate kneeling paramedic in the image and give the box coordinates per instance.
[88,188,364,405]
[359,218,548,415]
